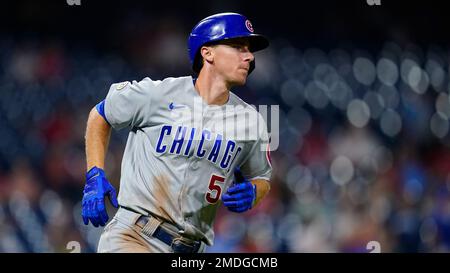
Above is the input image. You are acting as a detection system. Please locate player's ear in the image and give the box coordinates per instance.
[200,45,214,64]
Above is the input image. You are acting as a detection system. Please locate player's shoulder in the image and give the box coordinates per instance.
[113,75,191,89]
[155,75,193,87]
[143,75,193,94]
[109,77,159,92]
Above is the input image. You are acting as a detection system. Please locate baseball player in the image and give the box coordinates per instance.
[82,12,272,253]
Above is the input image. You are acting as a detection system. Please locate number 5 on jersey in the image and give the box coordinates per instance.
[205,174,226,204]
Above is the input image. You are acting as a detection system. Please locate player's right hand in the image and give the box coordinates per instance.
[81,166,118,227]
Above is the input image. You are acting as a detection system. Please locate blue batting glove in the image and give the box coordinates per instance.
[81,166,118,227]
[221,168,256,213]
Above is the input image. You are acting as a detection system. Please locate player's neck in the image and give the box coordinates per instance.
[194,71,231,106]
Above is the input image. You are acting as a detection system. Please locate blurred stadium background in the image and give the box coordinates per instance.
[0,0,449,252]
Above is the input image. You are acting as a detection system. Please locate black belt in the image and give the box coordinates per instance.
[120,206,201,253]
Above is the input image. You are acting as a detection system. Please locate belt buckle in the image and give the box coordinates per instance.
[137,215,162,239]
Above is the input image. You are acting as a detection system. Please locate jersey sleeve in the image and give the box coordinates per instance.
[104,77,161,130]
[240,113,273,181]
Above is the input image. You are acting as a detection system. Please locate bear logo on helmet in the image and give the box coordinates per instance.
[245,20,254,33]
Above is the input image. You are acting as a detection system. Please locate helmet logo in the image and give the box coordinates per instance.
[245,20,254,33]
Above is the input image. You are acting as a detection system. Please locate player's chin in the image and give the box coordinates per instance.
[232,72,248,85]
[230,78,247,87]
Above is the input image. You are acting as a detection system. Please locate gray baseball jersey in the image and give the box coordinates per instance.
[104,76,272,246]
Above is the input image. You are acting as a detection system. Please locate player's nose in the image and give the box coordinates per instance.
[243,49,254,63]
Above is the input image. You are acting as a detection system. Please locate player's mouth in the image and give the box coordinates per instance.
[239,67,249,73]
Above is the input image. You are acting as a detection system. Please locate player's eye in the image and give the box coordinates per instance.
[230,44,248,52]
[228,44,241,49]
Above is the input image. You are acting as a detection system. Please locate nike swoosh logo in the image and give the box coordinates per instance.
[169,102,186,110]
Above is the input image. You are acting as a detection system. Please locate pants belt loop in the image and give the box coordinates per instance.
[141,217,162,238]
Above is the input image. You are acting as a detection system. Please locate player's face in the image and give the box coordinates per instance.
[211,39,255,86]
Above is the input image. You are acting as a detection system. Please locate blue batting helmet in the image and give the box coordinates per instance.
[188,12,269,74]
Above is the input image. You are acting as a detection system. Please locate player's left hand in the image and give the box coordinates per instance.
[221,168,256,213]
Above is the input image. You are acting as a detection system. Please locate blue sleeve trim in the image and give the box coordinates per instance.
[95,100,110,125]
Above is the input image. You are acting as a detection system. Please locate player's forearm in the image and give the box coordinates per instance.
[85,107,112,170]
[251,179,270,207]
